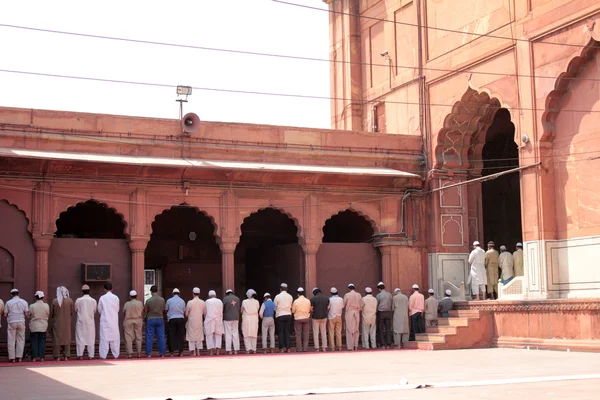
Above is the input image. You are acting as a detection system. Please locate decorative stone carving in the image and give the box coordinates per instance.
[455,300,600,312]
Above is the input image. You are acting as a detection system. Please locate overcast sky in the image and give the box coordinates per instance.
[0,0,331,128]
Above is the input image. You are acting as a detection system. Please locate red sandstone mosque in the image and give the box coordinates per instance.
[1,0,599,350]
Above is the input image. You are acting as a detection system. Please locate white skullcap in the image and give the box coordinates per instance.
[297,287,305,292]
[473,241,480,246]
[280,283,288,289]
[445,289,452,296]
[377,281,385,287]
[208,290,216,296]
[263,292,271,298]
[225,289,233,294]
[193,287,200,294]
[172,288,180,294]
[35,291,44,298]
[365,287,372,293]
[394,288,401,293]
[312,287,319,293]
[330,287,338,294]
[10,288,18,294]
[412,284,419,289]
[81,284,90,291]
[516,242,523,247]
[500,245,507,251]
[246,289,256,298]
[129,290,137,297]
[428,289,434,294]
[347,283,355,288]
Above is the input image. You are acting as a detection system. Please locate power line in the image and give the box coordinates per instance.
[274,0,599,51]
[1,68,600,114]
[1,22,599,84]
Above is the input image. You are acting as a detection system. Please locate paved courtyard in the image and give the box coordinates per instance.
[0,348,599,400]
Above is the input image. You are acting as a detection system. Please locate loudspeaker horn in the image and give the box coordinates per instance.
[181,113,201,134]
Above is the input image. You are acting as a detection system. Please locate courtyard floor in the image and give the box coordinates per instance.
[0,348,599,400]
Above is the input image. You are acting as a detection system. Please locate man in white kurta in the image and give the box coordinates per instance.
[97,283,120,359]
[204,290,224,355]
[498,245,515,285]
[343,283,362,351]
[360,287,377,350]
[513,243,524,277]
[241,289,260,353]
[74,284,97,359]
[185,287,207,356]
[468,241,487,300]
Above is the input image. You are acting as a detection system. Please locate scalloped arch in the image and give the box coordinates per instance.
[321,207,379,236]
[434,87,512,174]
[0,199,32,237]
[150,203,221,243]
[238,206,303,245]
[55,199,128,238]
[541,37,600,142]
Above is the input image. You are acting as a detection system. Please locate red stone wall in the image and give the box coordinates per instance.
[316,243,382,293]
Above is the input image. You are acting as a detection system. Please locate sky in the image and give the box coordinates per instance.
[0,0,331,129]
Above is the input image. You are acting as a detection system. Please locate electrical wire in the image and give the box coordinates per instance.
[1,68,600,114]
[1,22,599,84]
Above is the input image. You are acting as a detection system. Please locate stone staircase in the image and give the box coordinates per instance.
[404,309,493,350]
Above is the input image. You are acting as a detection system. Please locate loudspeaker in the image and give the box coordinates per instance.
[181,112,200,134]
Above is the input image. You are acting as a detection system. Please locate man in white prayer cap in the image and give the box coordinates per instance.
[292,287,311,352]
[165,288,186,356]
[499,245,515,286]
[513,243,524,277]
[75,284,97,360]
[438,289,454,318]
[360,287,377,350]
[408,284,425,341]
[259,292,276,352]
[185,287,207,356]
[274,283,293,352]
[392,288,409,348]
[343,283,362,351]
[98,282,120,359]
[241,289,260,353]
[29,291,49,362]
[5,288,28,362]
[123,289,144,358]
[328,287,344,351]
[376,282,393,349]
[424,289,439,327]
[205,290,224,355]
[222,289,241,355]
[468,241,487,300]
[51,285,74,360]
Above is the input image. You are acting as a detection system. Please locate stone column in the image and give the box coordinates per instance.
[32,236,52,295]
[303,242,320,291]
[221,240,237,295]
[129,236,149,299]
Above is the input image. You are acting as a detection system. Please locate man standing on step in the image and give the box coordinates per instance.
[513,243,524,277]
[438,289,454,318]
[328,287,344,351]
[485,241,500,300]
[468,241,487,300]
[424,289,439,327]
[498,245,515,286]
[408,284,425,341]
[343,283,362,351]
[310,287,329,352]
[392,288,409,348]
[75,284,97,360]
[274,283,293,353]
[375,282,393,349]
[361,287,377,350]
[222,289,241,355]
[165,288,186,357]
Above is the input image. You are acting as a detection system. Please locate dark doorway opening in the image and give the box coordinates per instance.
[234,208,303,298]
[481,108,523,252]
[145,205,221,299]
[318,210,381,292]
[55,200,126,238]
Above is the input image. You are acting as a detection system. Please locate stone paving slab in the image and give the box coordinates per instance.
[0,348,599,400]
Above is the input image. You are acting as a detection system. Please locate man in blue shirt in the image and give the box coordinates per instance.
[259,292,276,353]
[165,288,186,356]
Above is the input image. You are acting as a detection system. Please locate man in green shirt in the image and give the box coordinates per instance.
[144,286,166,357]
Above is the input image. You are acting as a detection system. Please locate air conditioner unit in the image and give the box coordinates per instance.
[82,263,111,282]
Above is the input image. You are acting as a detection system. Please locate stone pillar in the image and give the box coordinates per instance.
[303,242,320,291]
[129,236,149,298]
[32,236,52,295]
[221,240,237,295]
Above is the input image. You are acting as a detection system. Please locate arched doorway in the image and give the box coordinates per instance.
[317,210,381,292]
[145,205,221,299]
[481,109,522,252]
[234,208,303,298]
[51,200,130,301]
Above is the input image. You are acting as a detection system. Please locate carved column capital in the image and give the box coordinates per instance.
[32,235,53,252]
[220,238,239,254]
[128,236,150,253]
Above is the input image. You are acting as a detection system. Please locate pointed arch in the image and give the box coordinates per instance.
[541,38,600,142]
[55,199,127,239]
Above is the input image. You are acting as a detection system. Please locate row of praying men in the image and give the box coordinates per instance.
[468,241,524,300]
[0,281,455,361]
